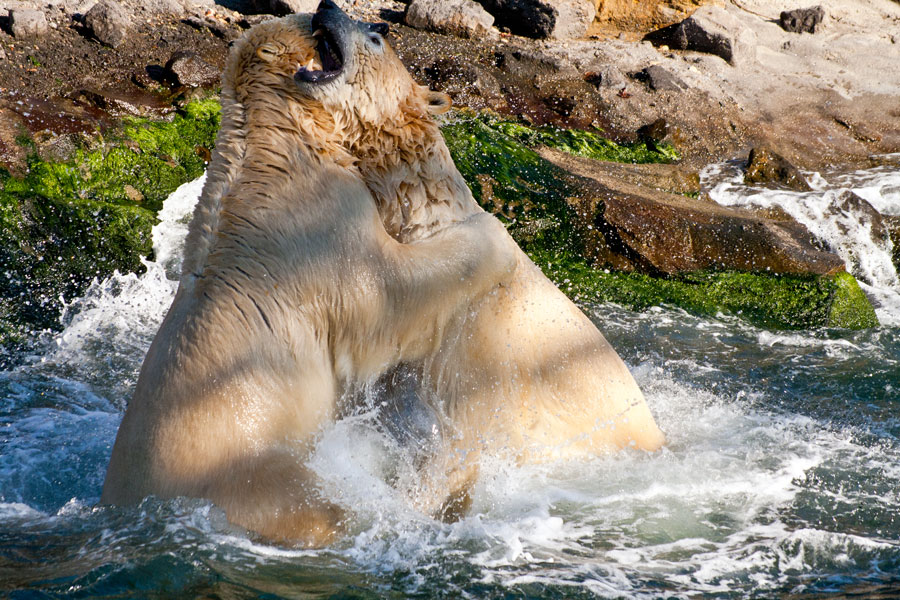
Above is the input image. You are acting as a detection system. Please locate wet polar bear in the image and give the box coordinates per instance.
[100,11,518,546]
[287,1,666,515]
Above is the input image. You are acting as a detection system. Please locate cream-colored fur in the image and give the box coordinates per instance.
[278,5,666,515]
[100,14,517,545]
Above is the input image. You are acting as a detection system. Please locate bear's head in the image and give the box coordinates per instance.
[291,0,450,130]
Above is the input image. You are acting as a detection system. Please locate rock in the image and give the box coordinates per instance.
[585,184,844,277]
[405,0,495,39]
[634,65,685,92]
[885,216,900,271]
[828,190,887,242]
[222,0,317,15]
[644,5,756,66]
[475,0,596,40]
[422,57,506,110]
[10,9,50,38]
[779,5,824,34]
[744,146,812,191]
[164,50,220,87]
[583,66,626,89]
[636,118,668,152]
[537,146,843,276]
[83,0,132,48]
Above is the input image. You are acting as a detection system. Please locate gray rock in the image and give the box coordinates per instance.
[141,0,186,16]
[220,0,317,15]
[638,64,685,92]
[475,0,595,40]
[779,5,825,34]
[583,65,625,89]
[164,50,220,87]
[10,9,50,38]
[644,5,756,66]
[406,0,495,39]
[83,0,131,48]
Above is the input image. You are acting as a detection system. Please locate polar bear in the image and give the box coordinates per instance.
[100,12,518,546]
[285,0,665,516]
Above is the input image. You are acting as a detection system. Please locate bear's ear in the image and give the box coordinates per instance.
[256,43,282,62]
[425,91,452,115]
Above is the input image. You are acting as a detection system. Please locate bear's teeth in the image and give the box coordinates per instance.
[304,58,321,72]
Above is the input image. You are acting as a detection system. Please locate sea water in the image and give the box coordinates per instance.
[2,160,899,598]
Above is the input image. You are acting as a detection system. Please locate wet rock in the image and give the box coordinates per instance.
[164,50,220,87]
[827,190,888,242]
[83,0,132,48]
[779,5,824,34]
[636,117,668,152]
[633,64,685,92]
[475,0,596,40]
[10,9,49,38]
[744,146,812,191]
[644,5,756,66]
[422,57,506,110]
[536,146,843,276]
[584,183,843,276]
[405,0,496,39]
[885,216,900,270]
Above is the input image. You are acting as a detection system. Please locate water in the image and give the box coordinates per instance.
[2,163,900,598]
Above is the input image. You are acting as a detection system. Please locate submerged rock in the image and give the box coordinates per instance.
[405,0,496,39]
[744,146,812,191]
[779,5,825,34]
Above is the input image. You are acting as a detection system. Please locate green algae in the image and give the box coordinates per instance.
[0,98,878,344]
[462,112,680,164]
[441,112,878,330]
[0,99,221,347]
[828,272,879,329]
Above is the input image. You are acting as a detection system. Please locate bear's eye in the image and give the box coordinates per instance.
[257,44,282,62]
[368,34,382,47]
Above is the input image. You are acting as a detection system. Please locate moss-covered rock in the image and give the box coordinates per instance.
[0,99,220,348]
[441,112,879,330]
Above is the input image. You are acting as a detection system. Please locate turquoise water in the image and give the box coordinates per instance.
[2,164,900,599]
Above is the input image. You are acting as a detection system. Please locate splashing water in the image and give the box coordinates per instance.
[702,155,900,325]
[2,168,900,598]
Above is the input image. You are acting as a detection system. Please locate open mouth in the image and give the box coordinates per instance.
[294,13,344,84]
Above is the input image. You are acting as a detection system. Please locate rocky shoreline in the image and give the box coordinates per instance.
[0,0,898,347]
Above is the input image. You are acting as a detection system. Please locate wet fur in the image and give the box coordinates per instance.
[101,15,517,545]
[276,11,666,515]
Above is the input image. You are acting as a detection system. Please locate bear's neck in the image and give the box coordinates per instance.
[181,93,351,281]
[353,121,480,244]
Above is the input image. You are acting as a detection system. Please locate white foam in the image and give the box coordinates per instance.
[46,176,204,394]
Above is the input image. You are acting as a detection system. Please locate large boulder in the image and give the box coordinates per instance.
[83,0,132,48]
[406,0,496,39]
[644,5,756,66]
[475,0,596,39]
[539,147,844,276]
